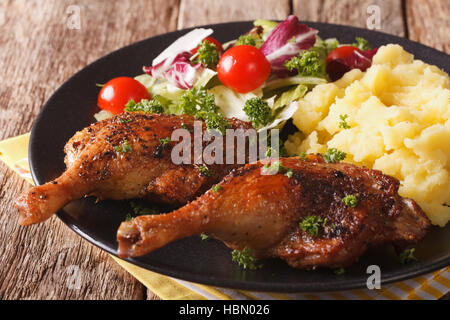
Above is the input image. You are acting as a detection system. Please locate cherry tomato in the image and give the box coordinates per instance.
[191,36,224,55]
[97,77,150,114]
[217,45,271,93]
[326,46,362,64]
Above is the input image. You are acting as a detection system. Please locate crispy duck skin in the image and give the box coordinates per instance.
[15,112,254,226]
[117,155,431,269]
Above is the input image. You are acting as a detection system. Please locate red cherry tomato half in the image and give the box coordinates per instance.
[191,36,224,55]
[217,45,271,93]
[97,77,150,114]
[326,45,362,64]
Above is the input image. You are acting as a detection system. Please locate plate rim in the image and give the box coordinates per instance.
[28,20,450,293]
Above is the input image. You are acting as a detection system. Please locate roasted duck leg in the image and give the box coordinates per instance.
[15,112,253,226]
[117,155,431,269]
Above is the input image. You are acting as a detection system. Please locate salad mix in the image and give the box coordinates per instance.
[95,15,377,138]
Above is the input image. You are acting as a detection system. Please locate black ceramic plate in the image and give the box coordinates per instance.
[29,21,450,293]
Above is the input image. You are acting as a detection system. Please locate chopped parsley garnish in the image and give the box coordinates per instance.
[179,88,228,133]
[342,195,358,207]
[339,114,351,129]
[125,98,164,114]
[119,118,133,124]
[299,152,307,161]
[204,112,229,134]
[235,34,257,46]
[159,137,171,145]
[262,161,284,174]
[262,161,294,178]
[265,146,277,158]
[334,268,345,276]
[243,97,272,128]
[114,139,132,153]
[197,40,220,68]
[284,47,326,78]
[399,248,417,264]
[323,148,347,163]
[352,37,371,51]
[211,184,222,192]
[196,42,219,67]
[299,215,325,237]
[285,168,293,178]
[200,233,210,241]
[265,138,288,158]
[231,248,262,270]
[124,201,159,222]
[197,165,212,177]
[180,87,217,116]
[130,201,159,216]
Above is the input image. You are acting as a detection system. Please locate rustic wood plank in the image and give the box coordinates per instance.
[177,0,291,29]
[406,0,450,53]
[293,0,405,36]
[0,0,179,300]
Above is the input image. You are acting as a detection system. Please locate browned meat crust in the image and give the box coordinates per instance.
[117,155,431,269]
[15,112,254,225]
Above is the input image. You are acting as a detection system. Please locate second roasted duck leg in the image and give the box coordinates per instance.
[117,155,431,269]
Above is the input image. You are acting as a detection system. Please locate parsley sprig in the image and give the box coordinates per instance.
[261,161,293,178]
[243,97,272,128]
[323,148,347,163]
[179,88,229,134]
[159,137,171,145]
[284,47,327,78]
[231,248,262,270]
[342,195,358,207]
[197,165,212,177]
[125,98,164,114]
[125,201,159,221]
[196,40,220,68]
[114,139,132,153]
[299,216,326,237]
[339,114,351,129]
[399,248,417,264]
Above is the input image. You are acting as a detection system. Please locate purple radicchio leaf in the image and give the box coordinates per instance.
[326,48,378,81]
[143,28,213,89]
[143,52,202,90]
[260,15,318,77]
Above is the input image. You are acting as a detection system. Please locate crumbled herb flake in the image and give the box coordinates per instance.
[323,148,346,163]
[399,248,417,264]
[299,215,324,237]
[339,114,351,129]
[114,139,132,153]
[231,248,262,270]
[342,195,358,207]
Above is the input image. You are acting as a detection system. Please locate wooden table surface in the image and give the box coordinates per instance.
[0,0,449,300]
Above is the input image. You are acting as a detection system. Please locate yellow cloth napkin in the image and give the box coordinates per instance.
[1,133,449,300]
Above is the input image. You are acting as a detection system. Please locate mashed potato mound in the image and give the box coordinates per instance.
[286,44,450,226]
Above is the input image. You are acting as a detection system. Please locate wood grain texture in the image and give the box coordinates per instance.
[0,0,179,300]
[293,0,405,36]
[177,0,290,29]
[406,0,450,53]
